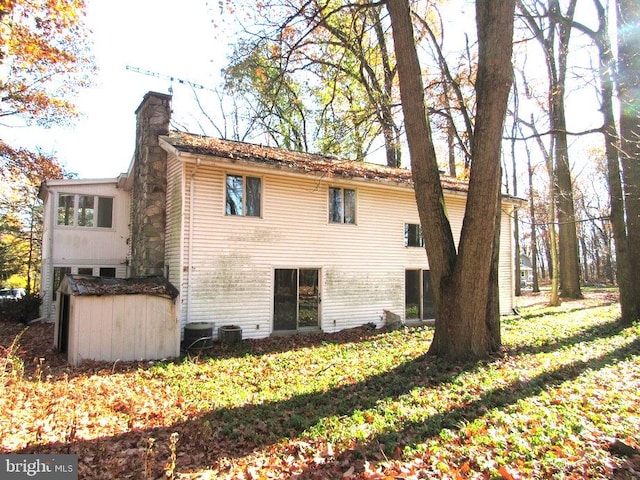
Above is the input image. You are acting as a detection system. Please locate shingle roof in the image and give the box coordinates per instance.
[162,131,470,193]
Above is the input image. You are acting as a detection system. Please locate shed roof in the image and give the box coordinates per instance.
[161,131,470,193]
[59,275,179,299]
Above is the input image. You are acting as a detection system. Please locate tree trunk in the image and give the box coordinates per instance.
[617,0,640,324]
[553,94,582,297]
[552,0,582,298]
[547,176,561,306]
[527,150,541,292]
[580,232,590,284]
[386,0,457,317]
[511,94,521,297]
[388,0,515,361]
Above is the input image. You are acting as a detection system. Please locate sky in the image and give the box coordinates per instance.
[8,0,229,179]
[5,0,604,181]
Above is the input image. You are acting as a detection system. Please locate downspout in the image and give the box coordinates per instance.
[47,188,55,321]
[186,159,201,323]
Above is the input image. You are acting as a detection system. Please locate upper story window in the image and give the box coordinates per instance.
[225,174,262,217]
[329,187,356,224]
[404,223,424,247]
[57,194,113,228]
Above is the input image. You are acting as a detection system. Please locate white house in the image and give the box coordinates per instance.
[40,92,521,344]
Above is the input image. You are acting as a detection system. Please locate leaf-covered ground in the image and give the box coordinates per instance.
[1,290,638,479]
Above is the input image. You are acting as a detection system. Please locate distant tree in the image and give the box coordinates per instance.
[517,0,582,299]
[223,41,311,151]
[222,0,403,166]
[388,0,515,360]
[0,152,59,292]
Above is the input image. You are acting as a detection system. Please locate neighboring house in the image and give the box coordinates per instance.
[39,178,131,321]
[520,254,534,288]
[40,92,522,341]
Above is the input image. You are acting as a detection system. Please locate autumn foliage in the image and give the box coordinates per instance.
[1,0,93,178]
[1,0,93,124]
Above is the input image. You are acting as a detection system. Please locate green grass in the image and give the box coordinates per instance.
[1,296,638,478]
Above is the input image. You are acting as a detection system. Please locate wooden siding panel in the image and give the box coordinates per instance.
[69,295,178,365]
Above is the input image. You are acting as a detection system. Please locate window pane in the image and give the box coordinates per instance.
[329,187,342,223]
[78,195,94,227]
[298,269,319,328]
[405,269,421,319]
[97,197,113,228]
[226,175,243,215]
[246,177,261,217]
[344,189,356,224]
[57,194,74,226]
[53,266,71,301]
[77,268,93,275]
[99,267,116,278]
[405,223,423,247]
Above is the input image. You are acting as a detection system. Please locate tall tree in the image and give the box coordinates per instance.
[617,0,640,323]
[388,0,515,360]
[518,0,582,298]
[0,0,93,177]
[570,0,633,319]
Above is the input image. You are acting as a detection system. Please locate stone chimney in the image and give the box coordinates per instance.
[129,92,172,277]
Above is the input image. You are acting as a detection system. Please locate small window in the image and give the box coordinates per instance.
[329,187,356,224]
[77,267,93,275]
[99,267,116,278]
[57,195,75,226]
[226,175,262,217]
[405,223,424,247]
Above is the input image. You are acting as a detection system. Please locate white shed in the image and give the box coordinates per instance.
[54,275,180,366]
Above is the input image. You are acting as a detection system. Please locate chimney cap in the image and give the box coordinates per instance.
[135,91,172,114]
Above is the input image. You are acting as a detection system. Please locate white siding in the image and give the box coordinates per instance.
[175,159,513,339]
[165,154,185,332]
[499,207,516,314]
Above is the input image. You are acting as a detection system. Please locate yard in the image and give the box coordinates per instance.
[1,290,638,479]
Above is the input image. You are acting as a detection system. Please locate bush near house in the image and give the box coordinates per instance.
[0,293,41,323]
[0,290,638,479]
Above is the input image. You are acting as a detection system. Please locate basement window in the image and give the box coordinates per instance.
[404,223,424,247]
[329,187,356,224]
[225,175,262,217]
[99,267,116,278]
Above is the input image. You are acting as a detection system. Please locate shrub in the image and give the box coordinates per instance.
[0,294,42,324]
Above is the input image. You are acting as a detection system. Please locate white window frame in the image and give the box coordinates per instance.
[56,193,114,229]
[328,187,356,224]
[225,174,262,217]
